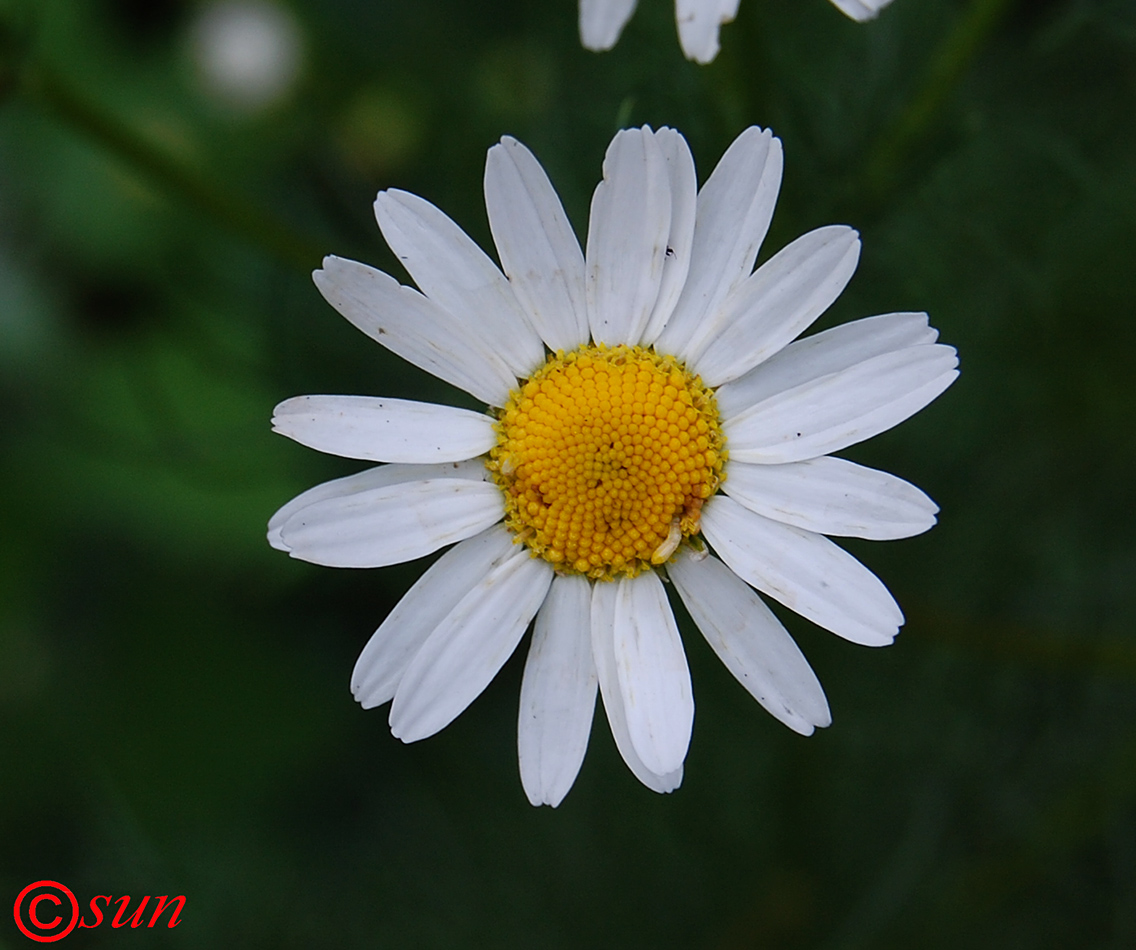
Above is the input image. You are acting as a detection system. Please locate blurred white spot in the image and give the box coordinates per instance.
[190,1,303,112]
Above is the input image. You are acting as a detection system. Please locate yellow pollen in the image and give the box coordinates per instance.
[487,344,726,581]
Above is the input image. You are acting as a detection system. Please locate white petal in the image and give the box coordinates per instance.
[675,0,740,63]
[685,226,861,385]
[313,256,516,407]
[701,495,904,647]
[485,136,589,352]
[579,0,638,51]
[351,525,517,708]
[591,581,683,793]
[614,571,694,777]
[374,189,545,379]
[723,457,939,540]
[389,547,553,742]
[654,127,782,357]
[585,127,672,346]
[668,549,830,735]
[829,0,894,22]
[272,395,496,464]
[277,471,503,568]
[724,344,959,464]
[640,128,698,345]
[716,311,939,418]
[267,458,487,552]
[518,574,597,807]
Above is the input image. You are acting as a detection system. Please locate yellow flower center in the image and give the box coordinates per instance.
[487,344,726,581]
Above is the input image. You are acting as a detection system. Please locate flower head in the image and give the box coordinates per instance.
[580,0,895,64]
[269,125,957,805]
[190,0,303,111]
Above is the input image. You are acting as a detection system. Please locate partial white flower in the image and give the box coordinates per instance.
[580,0,894,64]
[269,125,957,806]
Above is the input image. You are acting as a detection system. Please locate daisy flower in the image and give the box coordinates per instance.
[580,0,895,64]
[268,125,957,806]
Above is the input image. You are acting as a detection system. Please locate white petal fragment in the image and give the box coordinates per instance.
[655,127,783,356]
[829,0,894,22]
[614,571,694,777]
[313,257,515,407]
[267,458,487,552]
[389,548,553,742]
[586,127,672,346]
[277,472,503,569]
[724,344,959,464]
[640,128,699,345]
[668,549,830,735]
[579,0,638,51]
[272,395,496,464]
[351,525,516,709]
[686,226,861,386]
[591,581,683,794]
[675,0,740,63]
[701,495,904,647]
[716,311,939,418]
[485,137,589,352]
[723,457,939,540]
[374,189,545,379]
[518,574,597,807]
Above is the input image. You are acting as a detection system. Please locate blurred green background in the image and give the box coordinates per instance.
[2,0,1135,946]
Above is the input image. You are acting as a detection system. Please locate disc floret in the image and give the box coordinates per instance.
[487,344,726,580]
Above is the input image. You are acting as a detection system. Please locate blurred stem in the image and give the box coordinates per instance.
[18,65,326,272]
[910,604,1136,679]
[613,96,636,132]
[861,0,1017,200]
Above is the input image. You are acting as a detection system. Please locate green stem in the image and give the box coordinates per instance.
[20,65,327,272]
[909,604,1136,678]
[862,0,1017,200]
